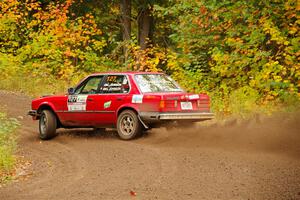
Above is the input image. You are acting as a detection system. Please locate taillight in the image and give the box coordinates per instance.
[159,100,165,109]
[197,100,201,108]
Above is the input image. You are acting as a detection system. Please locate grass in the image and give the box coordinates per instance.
[210,86,300,120]
[0,74,70,97]
[0,112,19,182]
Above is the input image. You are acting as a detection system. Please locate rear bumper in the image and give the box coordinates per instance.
[139,111,214,122]
[159,112,214,120]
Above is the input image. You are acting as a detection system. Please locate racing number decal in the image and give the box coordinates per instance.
[106,75,117,83]
[67,95,88,111]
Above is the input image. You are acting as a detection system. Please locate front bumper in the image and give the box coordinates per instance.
[28,110,40,119]
[139,112,214,122]
[28,110,38,116]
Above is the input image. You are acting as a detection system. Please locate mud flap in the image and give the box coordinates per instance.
[138,115,149,129]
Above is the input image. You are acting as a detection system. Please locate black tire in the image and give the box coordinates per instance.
[39,110,58,140]
[117,110,142,140]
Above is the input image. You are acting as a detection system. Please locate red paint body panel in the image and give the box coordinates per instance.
[30,72,212,128]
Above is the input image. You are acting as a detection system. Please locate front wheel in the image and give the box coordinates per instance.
[39,110,58,140]
[117,110,142,140]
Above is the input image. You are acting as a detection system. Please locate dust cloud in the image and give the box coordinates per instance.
[144,112,300,159]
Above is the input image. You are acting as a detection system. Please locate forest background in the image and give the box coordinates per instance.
[0,0,299,117]
[0,0,299,177]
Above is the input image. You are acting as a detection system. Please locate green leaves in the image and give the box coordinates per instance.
[156,0,300,115]
[0,112,19,174]
[0,0,113,82]
[0,0,299,116]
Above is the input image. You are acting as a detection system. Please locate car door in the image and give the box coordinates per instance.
[60,75,104,126]
[91,74,131,126]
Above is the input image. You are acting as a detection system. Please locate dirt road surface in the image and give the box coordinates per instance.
[0,91,299,200]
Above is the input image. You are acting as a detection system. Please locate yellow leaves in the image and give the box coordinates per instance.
[287,83,297,93]
[64,48,75,57]
[58,63,74,79]
[283,41,290,46]
[262,60,284,82]
[226,37,236,44]
[93,40,107,52]
[0,0,106,80]
[249,79,256,87]
[27,19,39,28]
[288,26,298,35]
[110,5,121,15]
[225,37,244,48]
[127,44,166,72]
[273,75,282,82]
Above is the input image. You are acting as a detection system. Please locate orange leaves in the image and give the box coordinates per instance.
[64,48,74,57]
[0,0,107,80]
[126,43,166,72]
[199,5,207,15]
[213,35,220,41]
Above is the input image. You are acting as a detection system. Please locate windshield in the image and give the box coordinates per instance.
[135,74,183,93]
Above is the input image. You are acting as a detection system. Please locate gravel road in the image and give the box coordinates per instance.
[0,91,299,200]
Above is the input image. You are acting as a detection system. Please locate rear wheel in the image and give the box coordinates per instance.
[39,110,57,140]
[117,110,142,140]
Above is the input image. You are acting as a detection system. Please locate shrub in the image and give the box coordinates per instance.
[0,112,19,175]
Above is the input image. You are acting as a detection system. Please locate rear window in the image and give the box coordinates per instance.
[135,74,183,93]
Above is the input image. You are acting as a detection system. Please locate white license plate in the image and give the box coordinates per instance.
[180,102,193,110]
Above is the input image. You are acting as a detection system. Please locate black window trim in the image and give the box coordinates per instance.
[73,74,131,95]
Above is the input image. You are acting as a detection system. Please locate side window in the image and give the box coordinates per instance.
[102,75,130,94]
[75,76,103,94]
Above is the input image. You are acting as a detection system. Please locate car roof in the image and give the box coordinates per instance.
[90,71,165,76]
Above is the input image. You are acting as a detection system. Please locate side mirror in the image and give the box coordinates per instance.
[68,87,75,95]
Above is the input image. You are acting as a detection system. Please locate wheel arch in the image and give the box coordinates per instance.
[37,103,62,128]
[117,105,149,129]
[117,106,139,117]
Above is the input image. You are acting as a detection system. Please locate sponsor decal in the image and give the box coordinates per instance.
[67,95,88,111]
[189,94,199,100]
[132,95,143,103]
[104,101,112,109]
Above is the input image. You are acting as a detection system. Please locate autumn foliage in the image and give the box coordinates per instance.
[0,0,110,82]
[154,0,300,115]
[0,0,299,115]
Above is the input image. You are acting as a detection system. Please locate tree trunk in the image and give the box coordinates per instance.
[138,5,153,50]
[120,0,131,60]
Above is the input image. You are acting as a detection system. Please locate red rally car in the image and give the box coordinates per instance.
[28,72,214,140]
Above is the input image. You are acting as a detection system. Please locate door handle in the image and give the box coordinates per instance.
[116,97,124,101]
[87,98,94,101]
